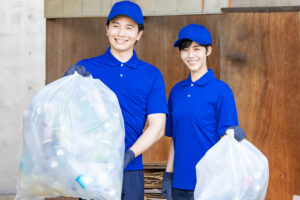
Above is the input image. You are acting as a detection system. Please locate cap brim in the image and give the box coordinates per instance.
[173,39,182,47]
[109,13,141,25]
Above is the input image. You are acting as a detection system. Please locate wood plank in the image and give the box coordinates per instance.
[220,11,300,200]
[143,162,167,169]
[46,18,109,84]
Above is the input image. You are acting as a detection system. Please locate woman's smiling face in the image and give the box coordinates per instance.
[180,41,211,73]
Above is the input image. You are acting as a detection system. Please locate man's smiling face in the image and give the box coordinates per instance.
[106,15,143,54]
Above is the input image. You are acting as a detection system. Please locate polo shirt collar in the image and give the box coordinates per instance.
[182,69,215,87]
[103,47,139,69]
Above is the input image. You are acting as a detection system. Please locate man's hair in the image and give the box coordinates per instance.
[178,39,210,51]
[106,20,144,32]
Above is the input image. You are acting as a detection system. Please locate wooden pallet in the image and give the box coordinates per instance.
[144,163,166,200]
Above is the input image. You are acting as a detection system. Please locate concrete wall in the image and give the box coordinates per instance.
[0,0,45,195]
[44,0,229,17]
[44,0,300,18]
[231,0,300,7]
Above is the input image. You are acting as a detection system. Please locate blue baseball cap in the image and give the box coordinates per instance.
[173,24,212,47]
[108,1,144,25]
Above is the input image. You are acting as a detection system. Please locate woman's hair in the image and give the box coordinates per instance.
[178,39,210,51]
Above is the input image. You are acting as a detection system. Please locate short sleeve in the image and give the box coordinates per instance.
[76,60,84,66]
[146,71,168,115]
[165,94,173,137]
[217,88,239,137]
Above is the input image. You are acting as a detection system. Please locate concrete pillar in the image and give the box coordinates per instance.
[0,0,45,195]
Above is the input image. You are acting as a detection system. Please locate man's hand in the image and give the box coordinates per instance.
[64,65,90,77]
[161,172,173,200]
[123,149,135,169]
[227,126,246,142]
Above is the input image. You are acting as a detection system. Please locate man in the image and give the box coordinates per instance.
[65,1,168,199]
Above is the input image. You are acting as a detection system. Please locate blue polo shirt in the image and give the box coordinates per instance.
[77,48,168,170]
[166,69,239,190]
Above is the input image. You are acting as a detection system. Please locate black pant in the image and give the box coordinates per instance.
[121,170,144,200]
[172,188,194,200]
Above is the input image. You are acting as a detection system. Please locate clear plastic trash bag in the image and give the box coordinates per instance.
[194,129,269,200]
[16,72,125,200]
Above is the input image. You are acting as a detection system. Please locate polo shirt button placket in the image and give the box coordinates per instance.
[120,63,124,78]
[187,83,194,98]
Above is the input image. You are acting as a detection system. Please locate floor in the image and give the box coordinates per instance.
[2,194,300,200]
[0,196,15,200]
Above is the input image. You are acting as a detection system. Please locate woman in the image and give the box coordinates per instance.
[161,24,246,200]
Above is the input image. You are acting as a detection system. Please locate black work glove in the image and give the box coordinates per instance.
[64,65,90,77]
[123,149,135,169]
[161,172,173,200]
[227,125,246,142]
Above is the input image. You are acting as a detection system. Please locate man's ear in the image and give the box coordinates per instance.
[207,46,212,56]
[136,30,144,41]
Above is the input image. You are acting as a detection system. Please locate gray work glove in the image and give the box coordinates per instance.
[161,172,173,200]
[64,65,90,77]
[123,149,135,169]
[227,125,246,142]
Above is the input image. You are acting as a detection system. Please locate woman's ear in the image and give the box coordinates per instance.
[106,25,109,37]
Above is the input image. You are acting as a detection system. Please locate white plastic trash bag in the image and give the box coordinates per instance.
[16,72,125,200]
[194,129,269,200]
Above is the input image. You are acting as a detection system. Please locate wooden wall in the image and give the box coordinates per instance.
[46,15,221,162]
[220,11,300,200]
[46,10,299,199]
